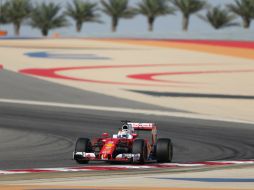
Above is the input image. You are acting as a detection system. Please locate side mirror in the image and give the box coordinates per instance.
[102,133,109,138]
[132,133,138,138]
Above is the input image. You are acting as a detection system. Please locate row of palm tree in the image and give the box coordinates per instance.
[0,0,254,37]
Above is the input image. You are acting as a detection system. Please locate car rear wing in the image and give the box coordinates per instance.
[128,123,157,143]
[128,123,157,132]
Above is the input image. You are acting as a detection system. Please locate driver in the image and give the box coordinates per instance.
[117,125,133,139]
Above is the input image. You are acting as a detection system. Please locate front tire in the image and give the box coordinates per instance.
[156,138,173,163]
[74,138,91,164]
[132,139,147,164]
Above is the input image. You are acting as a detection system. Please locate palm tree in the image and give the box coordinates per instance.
[30,2,67,37]
[227,0,254,29]
[0,1,8,24]
[4,0,32,36]
[66,0,100,33]
[101,0,136,32]
[199,6,239,30]
[171,0,206,31]
[136,0,175,31]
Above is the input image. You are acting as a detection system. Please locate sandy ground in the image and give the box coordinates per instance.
[0,39,254,122]
[1,166,254,190]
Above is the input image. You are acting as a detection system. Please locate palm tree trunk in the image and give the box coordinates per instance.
[148,17,154,32]
[42,28,48,37]
[76,21,83,32]
[14,23,21,36]
[243,18,250,29]
[112,17,118,32]
[182,15,189,31]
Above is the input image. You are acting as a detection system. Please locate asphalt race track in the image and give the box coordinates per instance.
[0,70,254,171]
[1,101,254,171]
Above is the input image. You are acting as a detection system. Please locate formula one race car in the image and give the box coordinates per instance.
[73,121,173,164]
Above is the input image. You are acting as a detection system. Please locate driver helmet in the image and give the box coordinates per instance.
[122,125,129,132]
[118,130,128,138]
[118,124,133,138]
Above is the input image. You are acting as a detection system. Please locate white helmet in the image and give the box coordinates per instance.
[118,130,128,138]
[122,125,130,132]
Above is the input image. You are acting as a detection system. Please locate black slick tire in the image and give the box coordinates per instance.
[74,138,91,164]
[156,138,173,163]
[132,139,147,164]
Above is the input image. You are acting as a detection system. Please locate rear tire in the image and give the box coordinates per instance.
[156,138,173,163]
[132,139,147,164]
[74,138,91,164]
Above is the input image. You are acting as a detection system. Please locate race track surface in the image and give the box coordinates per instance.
[0,69,173,111]
[1,100,254,170]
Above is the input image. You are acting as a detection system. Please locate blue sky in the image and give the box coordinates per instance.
[0,0,253,40]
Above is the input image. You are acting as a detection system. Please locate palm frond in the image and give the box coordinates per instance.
[171,0,206,16]
[0,2,8,24]
[137,0,175,17]
[199,6,239,29]
[66,0,100,22]
[227,0,253,17]
[5,0,32,21]
[101,0,136,18]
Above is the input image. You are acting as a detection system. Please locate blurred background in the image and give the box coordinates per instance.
[0,0,253,40]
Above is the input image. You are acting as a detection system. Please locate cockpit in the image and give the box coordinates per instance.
[113,124,135,139]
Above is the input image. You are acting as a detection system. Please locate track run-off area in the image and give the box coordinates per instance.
[0,39,254,189]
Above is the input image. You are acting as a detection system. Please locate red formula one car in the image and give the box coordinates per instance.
[73,121,173,164]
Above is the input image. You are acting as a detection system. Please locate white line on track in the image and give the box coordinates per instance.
[0,98,254,125]
[0,160,254,175]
